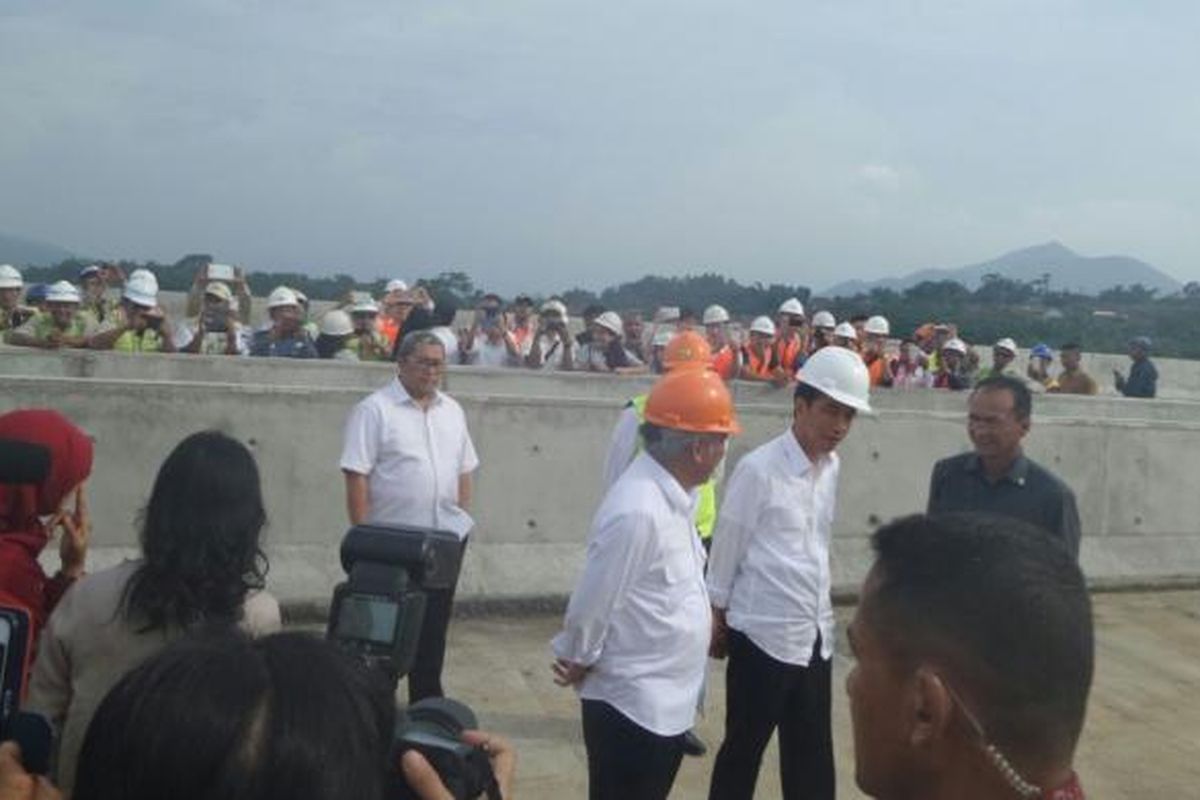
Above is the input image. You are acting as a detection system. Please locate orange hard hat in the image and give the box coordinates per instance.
[662,330,713,371]
[643,368,741,435]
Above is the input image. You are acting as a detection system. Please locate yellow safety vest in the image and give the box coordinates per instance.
[631,394,718,541]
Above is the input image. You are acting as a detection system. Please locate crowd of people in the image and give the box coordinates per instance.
[0,262,1160,398]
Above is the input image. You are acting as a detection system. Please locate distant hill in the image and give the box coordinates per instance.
[823,242,1182,298]
[0,232,76,267]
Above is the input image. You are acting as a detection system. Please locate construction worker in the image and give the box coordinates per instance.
[0,264,35,333]
[5,281,90,349]
[347,296,392,361]
[77,264,119,325]
[772,297,807,373]
[933,337,973,390]
[250,287,318,358]
[807,310,836,355]
[832,321,859,351]
[707,345,872,800]
[1027,342,1054,388]
[703,304,740,380]
[862,315,893,387]
[554,368,740,800]
[979,337,1019,380]
[740,316,790,386]
[87,270,177,353]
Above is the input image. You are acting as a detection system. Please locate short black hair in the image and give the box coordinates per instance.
[866,513,1093,765]
[1060,342,1081,352]
[582,304,606,318]
[972,375,1032,421]
[794,381,822,403]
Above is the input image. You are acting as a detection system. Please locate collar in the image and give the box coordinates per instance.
[388,377,443,408]
[782,429,831,478]
[1042,772,1084,800]
[637,453,694,516]
[966,451,1029,486]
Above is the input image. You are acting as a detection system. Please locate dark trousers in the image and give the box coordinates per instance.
[407,538,467,703]
[708,629,835,800]
[582,700,684,800]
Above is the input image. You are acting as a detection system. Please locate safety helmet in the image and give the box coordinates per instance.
[833,321,858,341]
[540,299,568,320]
[749,316,776,336]
[1030,343,1053,360]
[864,315,890,336]
[644,368,741,435]
[797,345,873,413]
[0,264,22,289]
[128,269,159,294]
[994,337,1018,355]
[942,337,968,355]
[778,297,805,317]
[267,286,300,309]
[593,311,624,337]
[351,297,380,315]
[702,304,730,325]
[78,264,103,280]
[123,272,158,308]
[205,281,234,302]
[811,310,836,330]
[294,289,309,306]
[25,284,49,304]
[45,281,81,304]
[663,330,713,371]
[319,310,354,337]
[386,279,409,294]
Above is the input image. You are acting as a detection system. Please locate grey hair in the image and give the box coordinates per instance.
[640,423,721,463]
[395,330,445,361]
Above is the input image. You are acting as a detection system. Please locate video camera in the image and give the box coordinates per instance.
[327,525,501,800]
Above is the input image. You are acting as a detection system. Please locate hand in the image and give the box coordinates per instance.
[0,742,61,800]
[709,608,729,659]
[401,730,515,800]
[53,485,90,579]
[233,266,247,288]
[551,658,588,687]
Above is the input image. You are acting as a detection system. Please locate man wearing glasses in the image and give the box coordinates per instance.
[340,330,480,702]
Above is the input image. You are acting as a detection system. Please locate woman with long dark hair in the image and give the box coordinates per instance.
[28,430,281,794]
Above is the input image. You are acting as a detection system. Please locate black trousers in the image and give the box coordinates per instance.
[708,629,835,800]
[407,538,467,704]
[582,700,685,800]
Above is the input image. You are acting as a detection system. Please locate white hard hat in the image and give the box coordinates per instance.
[703,304,730,325]
[351,296,380,314]
[749,316,777,336]
[267,286,300,309]
[204,281,233,302]
[0,264,22,289]
[864,315,890,336]
[123,272,158,308]
[541,299,568,319]
[797,346,873,413]
[594,310,624,337]
[778,297,805,317]
[319,309,354,337]
[386,279,408,293]
[46,280,81,304]
[942,337,968,355]
[128,269,159,294]
[994,337,1018,354]
[812,310,836,329]
[833,321,858,341]
[294,289,309,305]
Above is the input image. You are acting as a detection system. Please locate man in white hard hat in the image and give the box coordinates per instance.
[86,270,177,353]
[379,279,413,348]
[314,309,357,360]
[740,316,790,386]
[250,286,317,358]
[707,346,872,800]
[177,281,246,356]
[0,264,35,332]
[702,304,738,380]
[933,337,973,390]
[577,310,646,374]
[980,338,1019,380]
[347,296,391,361]
[6,281,91,350]
[832,321,859,350]
[772,298,808,374]
[526,299,575,370]
[808,310,837,355]
[77,263,121,325]
[862,315,893,387]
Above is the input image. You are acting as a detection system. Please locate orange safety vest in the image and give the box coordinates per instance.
[741,345,777,378]
[711,346,738,380]
[771,335,803,373]
[865,354,889,387]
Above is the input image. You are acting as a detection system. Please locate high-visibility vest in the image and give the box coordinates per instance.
[741,345,777,378]
[631,394,717,540]
[771,335,803,373]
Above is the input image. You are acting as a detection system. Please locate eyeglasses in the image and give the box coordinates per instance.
[407,357,446,371]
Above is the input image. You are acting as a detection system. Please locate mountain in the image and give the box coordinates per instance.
[822,242,1182,298]
[0,232,76,266]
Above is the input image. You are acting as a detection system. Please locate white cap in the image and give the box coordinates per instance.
[750,316,777,336]
[123,272,158,308]
[797,346,873,414]
[0,264,22,289]
[128,269,159,294]
[78,264,103,279]
[205,281,233,302]
[267,286,300,309]
[386,279,409,293]
[541,299,568,318]
[833,321,858,340]
[351,296,380,314]
[778,297,805,317]
[864,315,890,336]
[812,310,836,329]
[46,281,81,304]
[652,328,674,347]
[995,337,1018,354]
[942,337,968,355]
[702,304,730,325]
[594,310,624,337]
[319,309,354,337]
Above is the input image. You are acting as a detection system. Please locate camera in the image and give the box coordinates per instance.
[0,606,53,776]
[326,525,500,800]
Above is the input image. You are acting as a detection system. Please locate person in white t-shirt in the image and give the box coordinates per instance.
[339,330,479,703]
[457,294,522,368]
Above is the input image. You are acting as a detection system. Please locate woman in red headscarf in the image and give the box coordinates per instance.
[0,409,93,638]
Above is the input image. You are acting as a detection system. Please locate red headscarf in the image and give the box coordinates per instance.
[0,409,94,634]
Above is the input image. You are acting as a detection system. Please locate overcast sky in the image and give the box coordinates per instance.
[2,1,1198,293]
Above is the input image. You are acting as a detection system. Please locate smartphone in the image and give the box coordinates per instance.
[207,263,236,282]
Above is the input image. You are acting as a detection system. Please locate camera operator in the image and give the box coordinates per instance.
[176,281,246,355]
[457,295,522,368]
[525,299,574,370]
[85,271,176,353]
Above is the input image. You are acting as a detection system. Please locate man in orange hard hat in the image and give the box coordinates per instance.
[554,367,740,800]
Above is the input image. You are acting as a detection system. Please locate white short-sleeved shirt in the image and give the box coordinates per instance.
[339,378,480,538]
[706,430,839,665]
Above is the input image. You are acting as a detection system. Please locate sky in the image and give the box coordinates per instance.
[2,0,1199,294]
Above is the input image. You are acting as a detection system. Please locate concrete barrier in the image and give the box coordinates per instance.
[4,362,1198,611]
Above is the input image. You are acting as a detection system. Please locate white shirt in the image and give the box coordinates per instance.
[601,404,641,489]
[462,337,518,368]
[339,378,480,538]
[706,431,839,665]
[174,319,249,355]
[430,326,458,357]
[552,453,711,736]
[532,333,571,370]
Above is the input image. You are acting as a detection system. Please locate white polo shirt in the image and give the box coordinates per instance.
[706,430,838,666]
[340,378,479,538]
[552,453,711,736]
